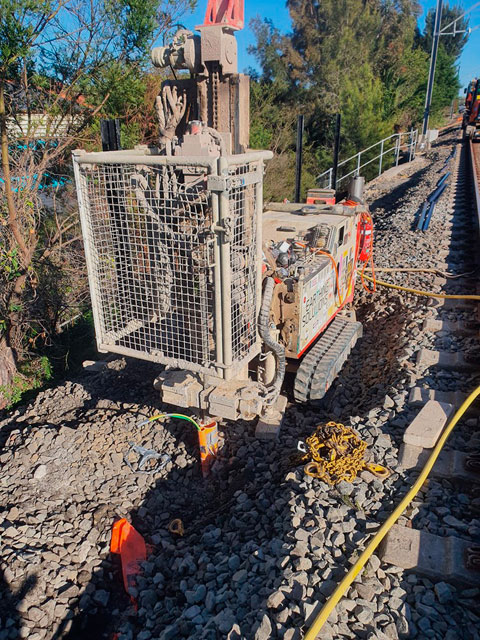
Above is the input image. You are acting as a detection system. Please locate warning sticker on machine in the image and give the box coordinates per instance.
[298,265,335,354]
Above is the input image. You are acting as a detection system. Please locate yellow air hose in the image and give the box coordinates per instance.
[303,385,480,640]
[362,273,480,301]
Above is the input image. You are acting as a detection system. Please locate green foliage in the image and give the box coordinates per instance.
[0,355,52,409]
[429,46,460,123]
[0,0,194,387]
[250,120,272,150]
[0,247,21,281]
[0,0,54,71]
[389,47,430,125]
[341,65,393,155]
[250,0,467,199]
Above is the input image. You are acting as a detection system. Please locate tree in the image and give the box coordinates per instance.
[428,44,460,123]
[0,0,195,405]
[248,0,467,200]
[249,0,416,196]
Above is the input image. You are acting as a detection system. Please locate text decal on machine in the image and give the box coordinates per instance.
[298,268,334,353]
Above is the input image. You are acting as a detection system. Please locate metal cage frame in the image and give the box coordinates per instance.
[73,148,272,380]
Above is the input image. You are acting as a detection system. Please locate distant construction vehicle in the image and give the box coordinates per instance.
[464,78,480,140]
[72,0,374,429]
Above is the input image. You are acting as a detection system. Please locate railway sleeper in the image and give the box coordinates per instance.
[380,524,480,586]
[416,347,480,372]
[399,443,480,484]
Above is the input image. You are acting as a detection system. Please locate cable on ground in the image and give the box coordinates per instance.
[137,413,201,431]
[364,267,475,279]
[303,385,480,640]
[362,274,480,300]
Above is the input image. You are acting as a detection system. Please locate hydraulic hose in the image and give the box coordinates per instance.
[362,274,480,300]
[303,385,480,640]
[259,276,286,403]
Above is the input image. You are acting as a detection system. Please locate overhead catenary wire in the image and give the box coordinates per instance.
[303,385,480,640]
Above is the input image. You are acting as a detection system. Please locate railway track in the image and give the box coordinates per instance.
[472,140,480,218]
[302,129,480,639]
[371,136,480,592]
[2,127,480,640]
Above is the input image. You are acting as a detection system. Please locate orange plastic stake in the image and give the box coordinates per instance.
[110,518,147,596]
[198,420,219,478]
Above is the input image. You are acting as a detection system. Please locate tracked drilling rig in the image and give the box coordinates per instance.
[73,0,373,430]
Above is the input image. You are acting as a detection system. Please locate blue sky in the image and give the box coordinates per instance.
[172,0,479,89]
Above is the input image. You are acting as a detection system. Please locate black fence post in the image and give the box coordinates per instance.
[332,113,341,191]
[294,114,304,202]
[100,119,121,151]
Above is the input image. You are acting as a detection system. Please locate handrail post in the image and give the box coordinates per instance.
[315,128,418,188]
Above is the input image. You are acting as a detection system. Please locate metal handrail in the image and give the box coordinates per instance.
[316,130,418,189]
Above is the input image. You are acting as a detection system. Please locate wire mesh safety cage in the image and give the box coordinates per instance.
[228,162,259,363]
[73,152,266,375]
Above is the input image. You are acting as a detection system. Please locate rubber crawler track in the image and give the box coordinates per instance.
[293,315,363,403]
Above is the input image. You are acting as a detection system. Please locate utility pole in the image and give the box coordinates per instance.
[422,0,443,137]
[421,0,479,138]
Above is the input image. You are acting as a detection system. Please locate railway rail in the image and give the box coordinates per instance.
[1,127,480,640]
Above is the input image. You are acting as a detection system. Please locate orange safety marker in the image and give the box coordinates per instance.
[198,419,219,477]
[110,518,147,596]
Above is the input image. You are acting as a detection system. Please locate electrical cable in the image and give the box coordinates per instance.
[294,208,370,304]
[362,274,480,300]
[137,413,201,431]
[294,240,345,306]
[303,384,480,640]
[312,249,344,306]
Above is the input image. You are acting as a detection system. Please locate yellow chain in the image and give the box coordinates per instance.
[297,422,389,485]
